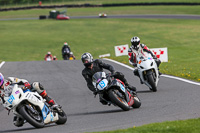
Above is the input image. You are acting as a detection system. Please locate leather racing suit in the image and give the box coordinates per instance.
[82,59,136,104]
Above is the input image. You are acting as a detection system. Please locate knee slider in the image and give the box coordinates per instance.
[134,69,139,76]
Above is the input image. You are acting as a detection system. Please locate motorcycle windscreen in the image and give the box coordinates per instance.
[92,72,106,87]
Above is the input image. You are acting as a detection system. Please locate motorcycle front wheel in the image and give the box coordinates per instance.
[108,89,130,111]
[19,105,44,128]
[132,97,141,108]
[147,71,157,92]
[55,108,67,125]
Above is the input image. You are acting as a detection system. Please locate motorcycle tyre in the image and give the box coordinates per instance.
[19,106,44,128]
[147,71,157,92]
[132,97,141,108]
[56,108,67,125]
[108,89,130,111]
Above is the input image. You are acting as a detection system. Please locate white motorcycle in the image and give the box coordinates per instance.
[3,84,67,128]
[136,52,160,92]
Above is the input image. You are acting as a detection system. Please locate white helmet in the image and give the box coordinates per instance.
[131,36,140,49]
[64,42,68,46]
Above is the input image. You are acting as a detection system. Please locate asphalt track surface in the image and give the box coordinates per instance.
[0,60,200,133]
[1,14,200,21]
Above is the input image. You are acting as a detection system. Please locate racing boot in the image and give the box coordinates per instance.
[126,87,138,97]
[127,84,136,91]
[13,116,24,127]
[124,82,136,92]
[40,90,60,111]
[125,83,138,97]
[131,91,138,97]
[99,94,108,105]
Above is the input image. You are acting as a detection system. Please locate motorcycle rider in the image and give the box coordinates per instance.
[44,51,53,61]
[0,73,57,127]
[62,42,71,60]
[81,52,137,105]
[128,36,161,83]
[53,55,58,60]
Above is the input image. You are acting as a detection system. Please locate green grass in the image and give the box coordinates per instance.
[0,3,200,133]
[0,18,199,82]
[91,118,200,133]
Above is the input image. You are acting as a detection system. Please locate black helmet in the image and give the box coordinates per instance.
[81,53,93,67]
[131,36,140,49]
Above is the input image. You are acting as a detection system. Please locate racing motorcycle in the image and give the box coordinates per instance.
[92,72,141,111]
[136,52,160,92]
[3,84,67,128]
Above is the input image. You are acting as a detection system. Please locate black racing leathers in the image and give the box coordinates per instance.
[82,59,115,92]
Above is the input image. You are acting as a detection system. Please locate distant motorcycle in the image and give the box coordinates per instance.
[3,84,67,128]
[62,47,70,60]
[136,52,160,92]
[92,72,141,111]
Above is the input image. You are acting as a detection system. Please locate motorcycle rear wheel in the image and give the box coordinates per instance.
[108,89,130,111]
[19,105,44,128]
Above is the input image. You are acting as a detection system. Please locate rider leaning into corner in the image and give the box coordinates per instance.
[81,52,137,105]
[0,73,58,127]
[128,36,162,83]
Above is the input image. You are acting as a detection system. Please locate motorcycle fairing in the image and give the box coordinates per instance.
[41,104,58,124]
[97,79,108,90]
[109,79,130,102]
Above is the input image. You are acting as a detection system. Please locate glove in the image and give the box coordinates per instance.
[133,63,137,67]
[24,82,31,89]
[93,90,98,95]
[153,55,157,59]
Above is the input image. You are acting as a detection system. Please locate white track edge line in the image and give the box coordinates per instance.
[103,58,200,86]
[0,61,5,69]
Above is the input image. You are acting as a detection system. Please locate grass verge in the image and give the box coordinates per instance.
[91,118,200,133]
[0,18,199,82]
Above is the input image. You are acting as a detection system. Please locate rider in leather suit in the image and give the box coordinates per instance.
[81,52,137,105]
[62,42,71,60]
[128,36,161,83]
[0,73,57,127]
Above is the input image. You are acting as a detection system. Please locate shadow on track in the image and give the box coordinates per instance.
[0,124,57,133]
[68,109,124,116]
[137,90,153,93]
